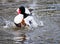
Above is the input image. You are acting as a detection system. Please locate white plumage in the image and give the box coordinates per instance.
[14,14,23,24]
[24,16,38,27]
[25,8,30,14]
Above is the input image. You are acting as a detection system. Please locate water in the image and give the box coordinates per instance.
[0,1,60,44]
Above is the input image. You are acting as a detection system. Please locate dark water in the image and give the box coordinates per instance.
[0,1,60,44]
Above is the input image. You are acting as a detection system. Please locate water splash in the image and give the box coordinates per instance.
[3,20,16,28]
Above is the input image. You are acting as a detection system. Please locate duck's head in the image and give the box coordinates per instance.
[16,6,30,15]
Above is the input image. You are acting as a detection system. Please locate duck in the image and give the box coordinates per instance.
[14,6,30,27]
[14,6,38,28]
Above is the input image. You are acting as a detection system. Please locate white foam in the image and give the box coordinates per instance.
[3,21,16,28]
[39,21,44,26]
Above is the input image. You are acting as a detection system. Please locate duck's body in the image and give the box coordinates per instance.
[14,14,38,28]
[24,16,38,27]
